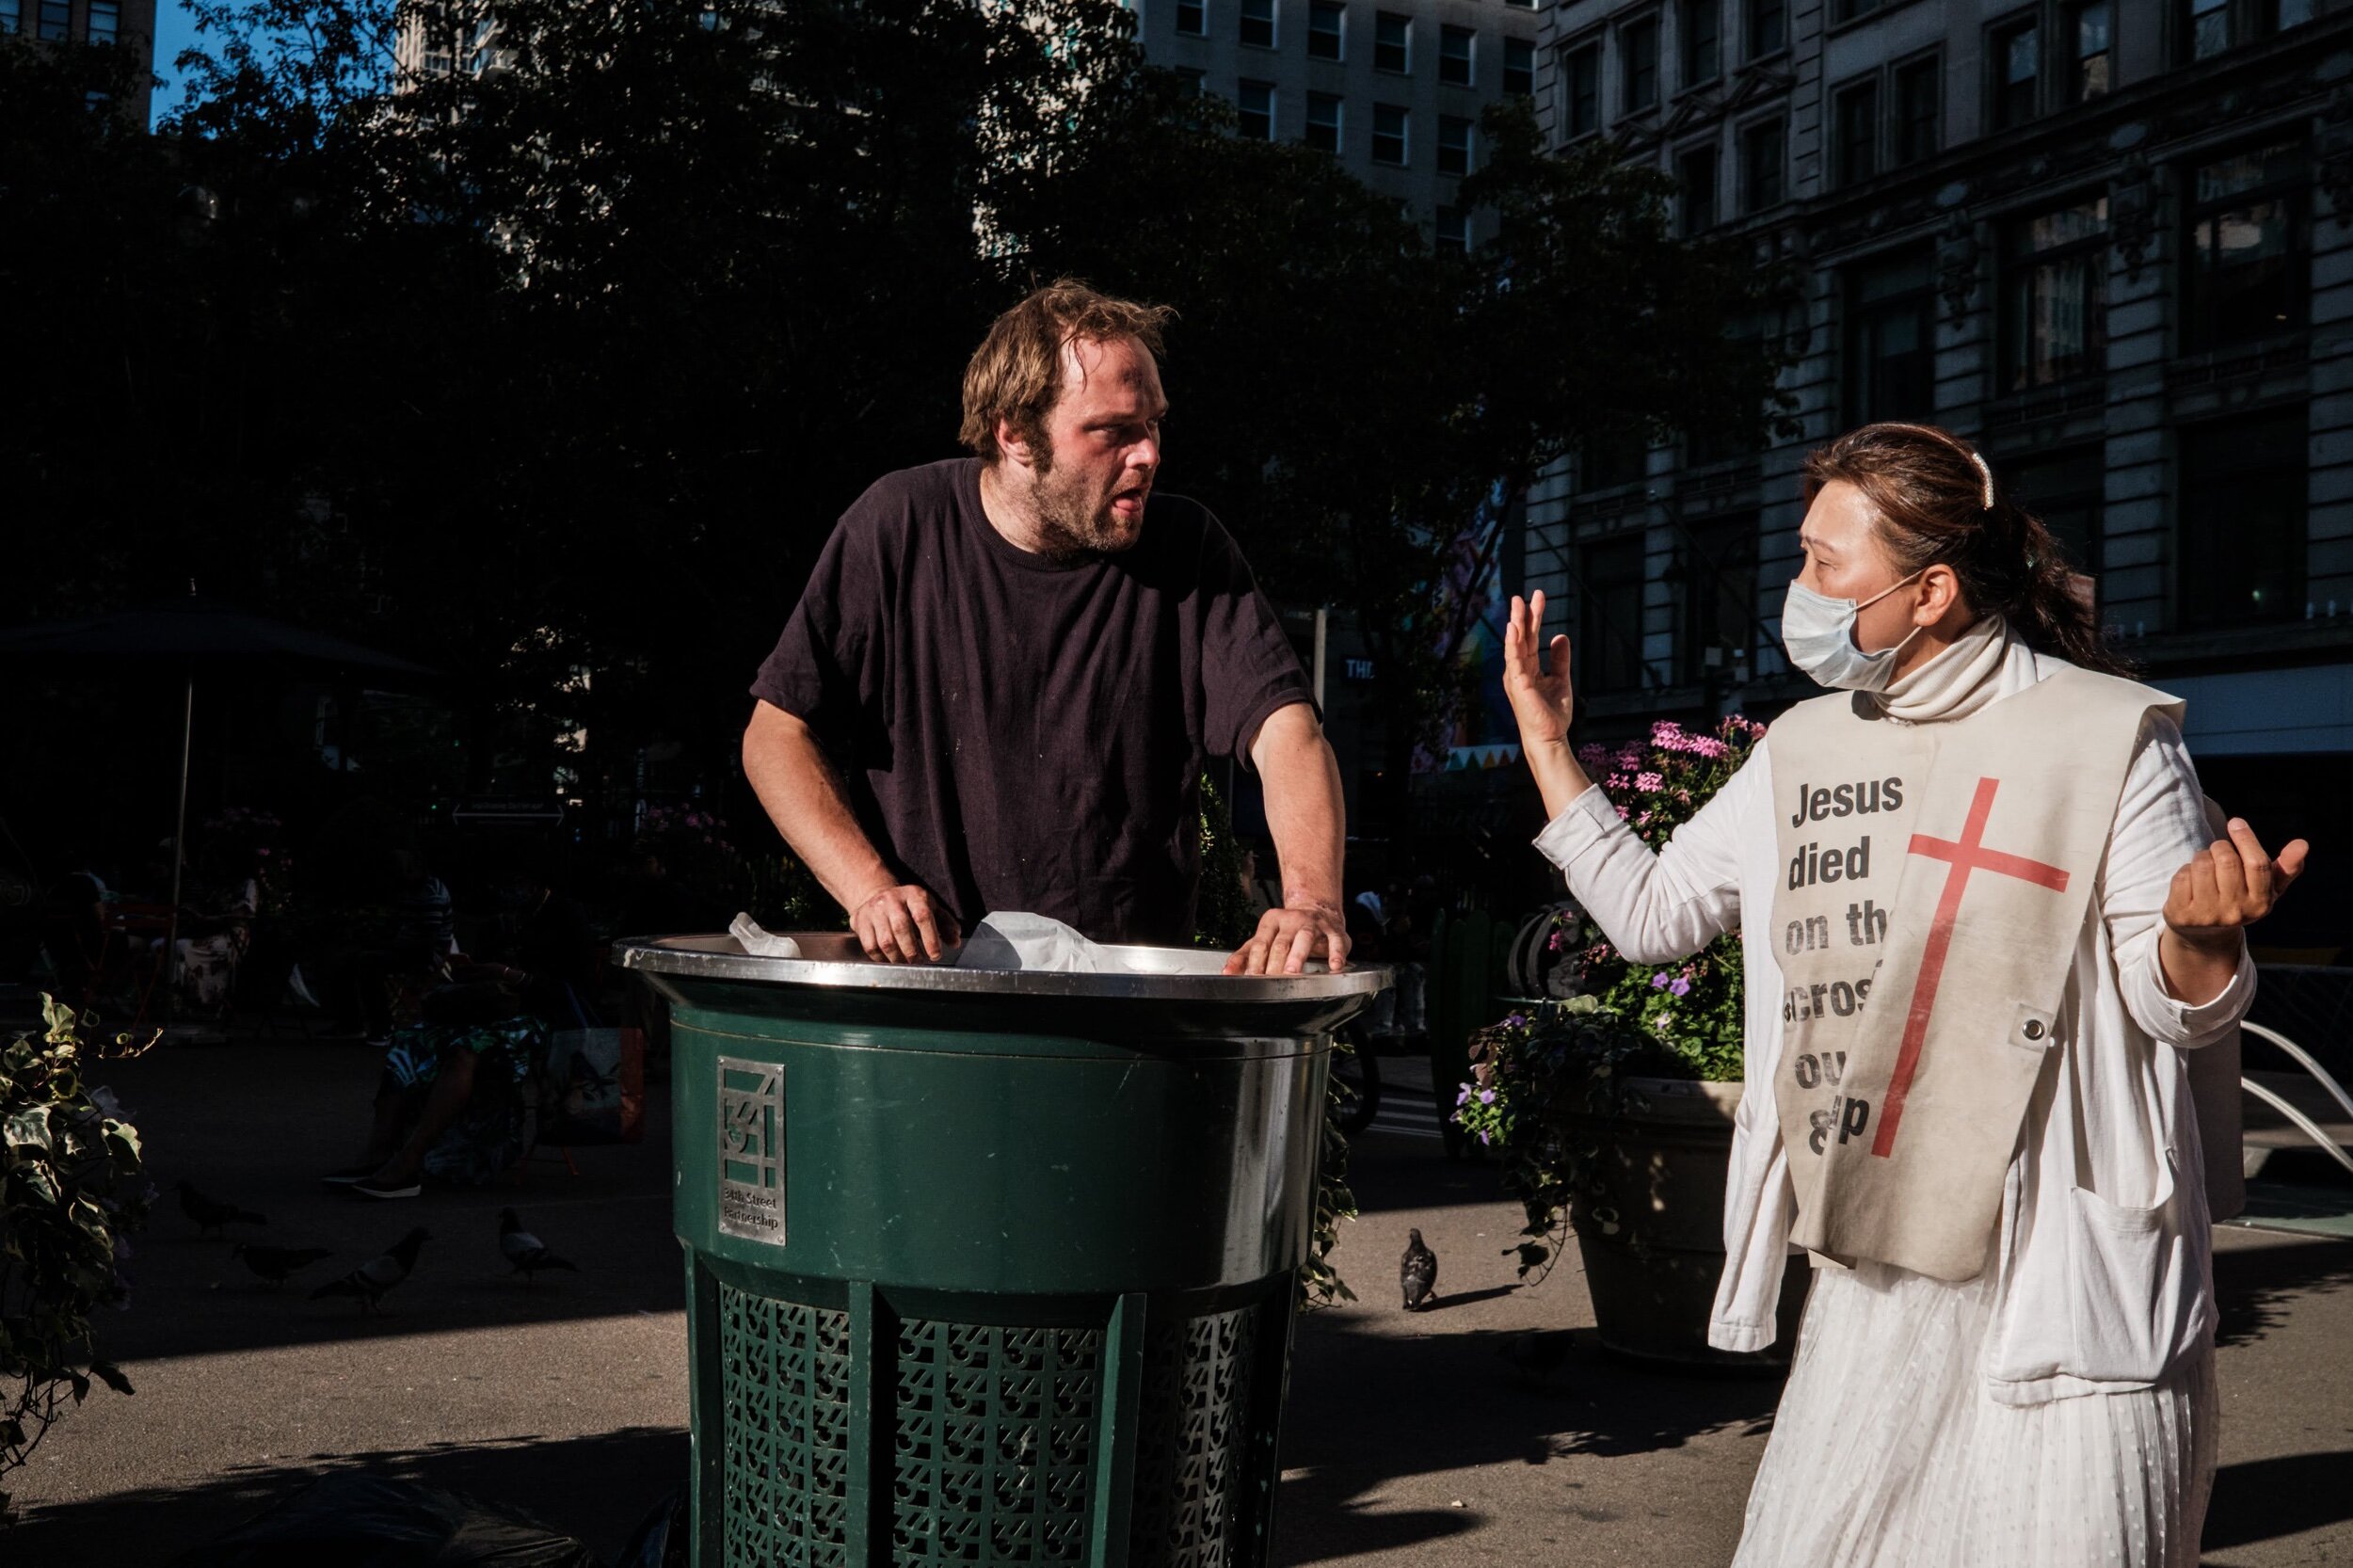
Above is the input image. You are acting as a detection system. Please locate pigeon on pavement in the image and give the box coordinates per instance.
[231,1244,333,1288]
[499,1208,579,1287]
[310,1226,430,1314]
[1401,1228,1438,1310]
[177,1179,267,1237]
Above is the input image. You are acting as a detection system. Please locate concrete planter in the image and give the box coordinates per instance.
[1564,1074,1808,1371]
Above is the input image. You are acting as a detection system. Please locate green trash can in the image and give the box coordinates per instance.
[616,933,1386,1568]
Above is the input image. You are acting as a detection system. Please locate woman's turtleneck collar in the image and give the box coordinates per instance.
[1872,615,2015,724]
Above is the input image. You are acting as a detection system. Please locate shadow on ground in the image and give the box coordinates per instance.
[2203,1449,2353,1555]
[9,1426,690,1566]
[2212,1233,2353,1348]
[95,1039,685,1359]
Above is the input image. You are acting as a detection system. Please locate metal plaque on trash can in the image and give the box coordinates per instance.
[716,1056,786,1243]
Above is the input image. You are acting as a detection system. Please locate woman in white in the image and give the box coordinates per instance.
[1503,424,2308,1567]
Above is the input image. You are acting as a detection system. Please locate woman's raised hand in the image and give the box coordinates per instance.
[1504,591,1577,749]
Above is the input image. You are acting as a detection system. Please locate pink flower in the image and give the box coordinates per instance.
[1635,771,1663,792]
[1605,773,1629,790]
[1614,803,1631,821]
[1689,735,1728,759]
[1577,744,1609,770]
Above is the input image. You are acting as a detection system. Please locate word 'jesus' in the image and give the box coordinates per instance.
[1788,776,1906,827]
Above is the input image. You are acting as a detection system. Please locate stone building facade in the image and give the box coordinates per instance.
[1521,0,2353,819]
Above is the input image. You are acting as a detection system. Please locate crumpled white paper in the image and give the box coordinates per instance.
[954,911,1128,973]
[728,912,805,959]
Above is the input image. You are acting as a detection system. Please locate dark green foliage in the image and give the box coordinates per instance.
[1,1000,152,1520]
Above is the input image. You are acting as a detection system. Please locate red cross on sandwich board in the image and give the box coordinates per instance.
[1875,776,2070,1158]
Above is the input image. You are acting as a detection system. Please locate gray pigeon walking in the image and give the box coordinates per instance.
[310,1226,430,1314]
[499,1208,579,1287]
[1401,1228,1438,1310]
[176,1179,266,1237]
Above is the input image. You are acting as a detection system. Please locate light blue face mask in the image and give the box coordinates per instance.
[1780,570,1925,692]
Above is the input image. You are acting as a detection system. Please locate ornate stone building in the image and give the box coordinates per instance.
[1521,4,2353,934]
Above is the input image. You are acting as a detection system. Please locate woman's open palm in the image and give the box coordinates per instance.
[1504,591,1576,748]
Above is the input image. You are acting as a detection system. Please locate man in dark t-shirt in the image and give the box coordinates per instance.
[744,281,1349,973]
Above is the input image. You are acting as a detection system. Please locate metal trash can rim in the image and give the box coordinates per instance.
[615,932,1388,1002]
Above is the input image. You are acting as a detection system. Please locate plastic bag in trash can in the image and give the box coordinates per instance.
[728,913,802,958]
[171,1473,599,1568]
[954,912,1131,973]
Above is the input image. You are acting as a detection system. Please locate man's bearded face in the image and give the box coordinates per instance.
[1026,336,1165,561]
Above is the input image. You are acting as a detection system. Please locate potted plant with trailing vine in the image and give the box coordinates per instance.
[1454,717,1807,1368]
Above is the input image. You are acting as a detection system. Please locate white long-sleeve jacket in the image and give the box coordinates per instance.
[1533,648,2252,1404]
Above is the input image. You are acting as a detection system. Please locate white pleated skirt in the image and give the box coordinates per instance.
[1731,1257,2218,1568]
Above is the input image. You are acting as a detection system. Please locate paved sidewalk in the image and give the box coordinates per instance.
[9,1040,2352,1565]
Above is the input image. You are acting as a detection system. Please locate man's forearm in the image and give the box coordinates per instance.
[1251,703,1345,909]
[742,701,894,912]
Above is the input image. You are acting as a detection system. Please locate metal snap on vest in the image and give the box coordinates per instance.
[2023,1018,2047,1041]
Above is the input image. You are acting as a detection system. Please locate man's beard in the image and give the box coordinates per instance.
[1031,461,1144,564]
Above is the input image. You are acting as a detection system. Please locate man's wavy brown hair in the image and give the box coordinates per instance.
[960,280,1176,467]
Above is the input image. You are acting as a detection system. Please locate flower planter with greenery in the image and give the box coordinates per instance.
[2,1000,152,1520]
[1456,717,1806,1368]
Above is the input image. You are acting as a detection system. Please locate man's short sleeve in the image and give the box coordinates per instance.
[1196,515,1316,761]
[749,509,883,749]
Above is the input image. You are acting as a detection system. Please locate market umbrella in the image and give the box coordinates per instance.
[0,584,441,1012]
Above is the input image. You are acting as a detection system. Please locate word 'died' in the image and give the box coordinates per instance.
[1788,776,1905,827]
[1788,836,1872,889]
[1806,1093,1872,1156]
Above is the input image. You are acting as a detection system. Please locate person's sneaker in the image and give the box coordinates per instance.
[350,1175,422,1199]
[321,1165,379,1186]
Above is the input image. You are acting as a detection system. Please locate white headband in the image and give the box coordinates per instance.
[1968,450,1995,510]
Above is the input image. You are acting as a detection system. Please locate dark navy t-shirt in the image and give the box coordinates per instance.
[750,458,1311,945]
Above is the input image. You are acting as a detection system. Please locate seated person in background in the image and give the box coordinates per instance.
[325,855,596,1198]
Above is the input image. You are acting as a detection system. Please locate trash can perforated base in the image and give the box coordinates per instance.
[712,1279,1286,1568]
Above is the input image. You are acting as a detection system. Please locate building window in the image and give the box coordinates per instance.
[1308,1,1342,59]
[1623,15,1660,113]
[1240,0,1274,48]
[1584,429,1650,490]
[1439,24,1473,86]
[1373,104,1409,165]
[2185,141,2306,353]
[0,0,20,32]
[1437,206,1470,254]
[1375,10,1409,72]
[1833,0,1886,20]
[1580,536,1650,696]
[37,0,66,40]
[1176,67,1207,97]
[1176,0,1206,36]
[1238,79,1274,140]
[1504,36,1535,97]
[2067,2,2111,104]
[1306,92,1342,152]
[1990,13,2040,131]
[1678,144,1718,235]
[2008,447,2105,580]
[2180,409,2306,629]
[1894,55,1940,165]
[1503,0,1533,10]
[2182,0,2316,64]
[88,0,118,42]
[1834,79,1879,186]
[1438,116,1473,176]
[1682,515,1758,685]
[1741,118,1785,213]
[1746,0,1785,57]
[1844,248,1936,426]
[1565,43,1599,133]
[1681,0,1721,88]
[2001,197,2109,392]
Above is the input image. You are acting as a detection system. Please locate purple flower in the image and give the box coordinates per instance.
[1478,1130,1491,1145]
[1456,1085,1471,1106]
[1479,1088,1497,1105]
[1650,971,1672,990]
[1670,978,1692,997]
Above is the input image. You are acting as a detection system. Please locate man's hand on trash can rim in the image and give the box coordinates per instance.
[1224,900,1350,976]
[852,884,959,964]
